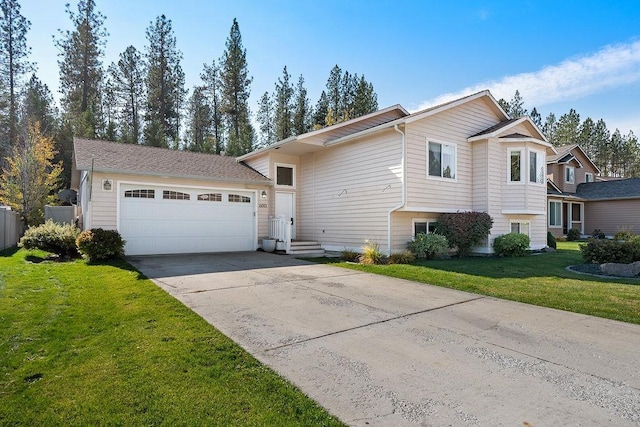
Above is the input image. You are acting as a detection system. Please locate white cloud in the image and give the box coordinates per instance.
[415,40,640,111]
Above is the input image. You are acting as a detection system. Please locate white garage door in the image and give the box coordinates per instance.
[119,184,256,255]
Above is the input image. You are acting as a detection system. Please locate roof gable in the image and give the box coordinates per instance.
[547,144,600,173]
[73,138,270,184]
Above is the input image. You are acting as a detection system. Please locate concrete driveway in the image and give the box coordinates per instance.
[128,252,640,426]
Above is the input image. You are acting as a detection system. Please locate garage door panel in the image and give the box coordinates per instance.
[119,185,256,255]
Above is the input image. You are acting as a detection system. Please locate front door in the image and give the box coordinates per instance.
[275,192,296,239]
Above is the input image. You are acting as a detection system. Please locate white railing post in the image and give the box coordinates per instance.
[285,220,292,253]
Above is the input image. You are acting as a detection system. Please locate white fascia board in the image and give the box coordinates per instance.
[501,209,546,215]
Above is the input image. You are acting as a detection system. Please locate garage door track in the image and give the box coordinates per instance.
[128,252,640,426]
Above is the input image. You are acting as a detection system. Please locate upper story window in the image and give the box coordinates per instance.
[428,141,456,179]
[565,166,575,183]
[585,173,594,183]
[509,149,523,182]
[529,150,545,184]
[276,164,295,187]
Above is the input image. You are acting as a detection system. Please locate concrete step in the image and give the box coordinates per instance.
[289,244,323,251]
[290,241,320,246]
[288,249,326,256]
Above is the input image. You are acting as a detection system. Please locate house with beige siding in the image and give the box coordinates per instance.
[546,144,640,237]
[240,90,555,254]
[72,90,556,256]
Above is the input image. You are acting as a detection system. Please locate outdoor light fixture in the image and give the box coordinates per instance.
[102,179,113,191]
[260,190,268,199]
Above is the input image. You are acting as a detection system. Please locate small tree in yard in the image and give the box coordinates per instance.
[437,212,493,257]
[0,122,62,226]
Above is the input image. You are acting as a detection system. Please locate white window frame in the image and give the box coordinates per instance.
[412,219,438,238]
[508,148,524,184]
[585,173,594,183]
[427,139,457,181]
[565,165,575,184]
[510,220,530,236]
[529,149,545,185]
[549,201,562,228]
[274,163,296,189]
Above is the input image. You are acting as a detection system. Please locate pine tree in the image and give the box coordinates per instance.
[578,117,595,158]
[256,91,274,147]
[292,74,311,135]
[325,65,342,122]
[593,119,610,175]
[340,71,355,120]
[313,90,328,129]
[55,0,107,138]
[98,75,117,141]
[144,14,185,148]
[555,109,580,146]
[109,45,143,144]
[21,73,58,137]
[497,98,510,115]
[508,90,527,118]
[529,107,542,129]
[201,59,224,154]
[185,86,214,153]
[0,121,62,225]
[273,66,293,140]
[220,18,253,155]
[352,75,378,117]
[542,113,558,144]
[0,0,32,156]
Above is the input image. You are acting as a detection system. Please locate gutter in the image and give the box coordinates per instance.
[387,124,406,255]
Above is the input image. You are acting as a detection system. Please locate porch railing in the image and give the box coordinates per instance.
[268,216,292,253]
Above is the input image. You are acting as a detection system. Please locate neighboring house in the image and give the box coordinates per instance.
[72,90,556,256]
[546,144,600,237]
[546,144,640,237]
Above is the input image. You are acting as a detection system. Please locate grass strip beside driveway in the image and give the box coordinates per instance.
[312,242,640,325]
[0,248,343,426]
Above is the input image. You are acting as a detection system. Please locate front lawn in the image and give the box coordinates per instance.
[315,242,640,324]
[0,248,343,426]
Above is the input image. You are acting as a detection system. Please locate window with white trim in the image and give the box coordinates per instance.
[509,149,523,182]
[428,141,456,179]
[585,173,594,183]
[565,166,575,183]
[413,220,438,237]
[510,221,530,236]
[276,165,295,187]
[549,201,562,227]
[529,150,545,184]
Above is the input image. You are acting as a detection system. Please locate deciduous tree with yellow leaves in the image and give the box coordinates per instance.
[0,122,62,226]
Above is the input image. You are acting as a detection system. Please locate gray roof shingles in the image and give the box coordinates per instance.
[576,178,640,200]
[73,138,271,184]
[470,118,521,138]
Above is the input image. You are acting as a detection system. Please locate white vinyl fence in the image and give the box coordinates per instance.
[0,207,22,250]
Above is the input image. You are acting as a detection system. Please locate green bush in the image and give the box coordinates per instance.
[388,250,415,264]
[566,228,581,241]
[580,237,640,264]
[436,212,493,257]
[493,233,530,257]
[19,220,80,257]
[613,229,635,241]
[340,248,360,262]
[547,231,557,249]
[591,229,606,239]
[407,233,449,259]
[76,228,126,262]
[359,240,385,265]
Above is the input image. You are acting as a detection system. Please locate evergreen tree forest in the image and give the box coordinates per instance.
[0,0,638,202]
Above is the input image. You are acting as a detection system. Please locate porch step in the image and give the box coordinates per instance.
[288,240,325,256]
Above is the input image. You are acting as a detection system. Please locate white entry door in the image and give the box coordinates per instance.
[275,192,296,239]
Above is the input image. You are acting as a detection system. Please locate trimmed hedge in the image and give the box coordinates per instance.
[547,231,557,249]
[76,228,126,262]
[19,220,80,257]
[493,233,530,257]
[567,228,581,241]
[437,212,493,257]
[580,237,640,264]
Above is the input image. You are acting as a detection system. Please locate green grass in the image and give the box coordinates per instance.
[0,248,343,426]
[314,242,640,324]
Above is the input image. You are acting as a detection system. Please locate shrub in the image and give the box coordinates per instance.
[566,228,581,241]
[591,229,606,239]
[436,212,493,257]
[359,240,385,265]
[388,250,415,264]
[341,248,360,262]
[19,220,80,257]
[76,228,126,262]
[493,233,530,257]
[580,237,640,264]
[613,229,634,241]
[547,231,557,249]
[407,233,449,259]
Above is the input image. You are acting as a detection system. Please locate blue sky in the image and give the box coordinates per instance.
[20,0,640,135]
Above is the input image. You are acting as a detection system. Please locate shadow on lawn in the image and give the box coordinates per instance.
[0,246,19,257]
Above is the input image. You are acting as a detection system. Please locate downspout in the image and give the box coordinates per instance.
[388,124,406,255]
